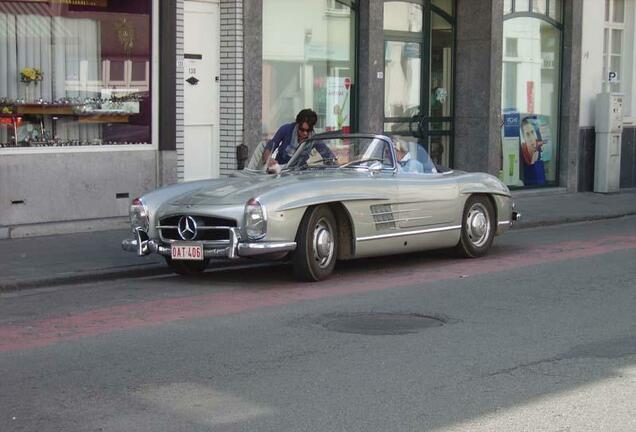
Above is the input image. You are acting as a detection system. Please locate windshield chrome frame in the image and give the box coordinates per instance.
[285,133,398,173]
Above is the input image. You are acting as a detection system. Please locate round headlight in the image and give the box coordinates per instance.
[130,197,149,233]
[245,198,267,240]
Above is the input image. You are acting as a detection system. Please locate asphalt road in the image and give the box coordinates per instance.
[1,216,635,432]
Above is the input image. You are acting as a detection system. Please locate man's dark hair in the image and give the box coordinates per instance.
[296,108,318,127]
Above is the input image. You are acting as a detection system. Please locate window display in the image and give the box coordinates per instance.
[0,0,152,148]
[501,2,562,187]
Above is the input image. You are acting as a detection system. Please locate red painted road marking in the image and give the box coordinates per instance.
[1,233,635,352]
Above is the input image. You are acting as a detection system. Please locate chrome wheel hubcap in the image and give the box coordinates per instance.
[466,203,491,248]
[312,217,335,268]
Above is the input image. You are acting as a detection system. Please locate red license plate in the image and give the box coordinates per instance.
[171,242,204,261]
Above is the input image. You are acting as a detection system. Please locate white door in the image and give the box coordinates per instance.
[183,0,220,181]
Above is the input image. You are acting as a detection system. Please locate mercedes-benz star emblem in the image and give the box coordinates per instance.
[177,216,197,240]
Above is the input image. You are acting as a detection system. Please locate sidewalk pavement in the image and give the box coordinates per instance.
[1,188,635,291]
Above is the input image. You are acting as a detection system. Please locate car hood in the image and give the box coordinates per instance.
[168,170,362,206]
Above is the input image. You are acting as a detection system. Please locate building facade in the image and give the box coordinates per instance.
[579,0,636,190]
[0,0,162,238]
[1,0,633,238]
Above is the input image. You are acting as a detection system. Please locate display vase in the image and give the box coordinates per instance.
[23,82,35,103]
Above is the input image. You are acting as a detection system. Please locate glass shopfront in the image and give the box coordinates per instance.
[0,0,152,148]
[501,0,562,188]
[262,0,356,139]
[383,0,455,168]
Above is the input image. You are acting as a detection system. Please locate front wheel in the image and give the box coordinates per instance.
[455,195,495,258]
[292,205,338,281]
[164,256,210,275]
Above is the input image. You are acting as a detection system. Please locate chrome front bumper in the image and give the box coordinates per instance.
[122,228,296,259]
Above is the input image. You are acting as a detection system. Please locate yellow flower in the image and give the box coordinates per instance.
[20,67,43,83]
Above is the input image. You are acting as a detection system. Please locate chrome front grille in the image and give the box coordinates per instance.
[158,215,238,242]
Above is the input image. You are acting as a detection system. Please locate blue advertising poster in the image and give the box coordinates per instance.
[503,108,520,138]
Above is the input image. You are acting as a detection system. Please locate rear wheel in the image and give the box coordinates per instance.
[164,256,210,275]
[455,195,495,258]
[292,205,338,281]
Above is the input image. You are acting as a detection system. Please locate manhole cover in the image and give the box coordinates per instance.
[323,313,445,335]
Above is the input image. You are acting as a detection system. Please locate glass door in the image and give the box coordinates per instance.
[383,0,455,167]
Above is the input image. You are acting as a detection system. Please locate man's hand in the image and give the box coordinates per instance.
[266,160,282,174]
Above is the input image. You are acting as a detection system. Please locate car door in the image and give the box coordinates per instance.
[396,171,459,230]
[393,137,461,250]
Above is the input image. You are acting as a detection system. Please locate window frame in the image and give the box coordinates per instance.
[603,0,626,95]
[604,0,635,123]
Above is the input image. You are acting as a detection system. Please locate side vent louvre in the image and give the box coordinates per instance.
[370,204,397,230]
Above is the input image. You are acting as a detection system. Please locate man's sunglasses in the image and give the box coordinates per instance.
[298,126,314,133]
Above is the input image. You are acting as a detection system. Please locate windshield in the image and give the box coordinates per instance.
[390,135,439,174]
[285,136,395,170]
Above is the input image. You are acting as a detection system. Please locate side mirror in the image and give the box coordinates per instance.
[368,161,384,175]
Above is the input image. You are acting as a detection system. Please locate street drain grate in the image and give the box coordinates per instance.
[323,313,445,335]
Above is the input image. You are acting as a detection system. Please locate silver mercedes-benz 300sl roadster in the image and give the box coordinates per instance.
[122,133,520,281]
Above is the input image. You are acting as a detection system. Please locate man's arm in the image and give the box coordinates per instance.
[263,125,286,166]
[315,141,335,160]
[261,148,272,164]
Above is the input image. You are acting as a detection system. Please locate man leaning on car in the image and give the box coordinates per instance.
[262,108,334,173]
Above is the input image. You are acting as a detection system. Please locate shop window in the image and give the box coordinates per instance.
[0,1,152,148]
[604,0,626,94]
[501,2,562,188]
[262,0,355,140]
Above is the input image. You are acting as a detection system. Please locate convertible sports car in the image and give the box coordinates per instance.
[122,132,520,281]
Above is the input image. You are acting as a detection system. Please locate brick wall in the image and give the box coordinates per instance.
[219,0,244,175]
[176,0,185,180]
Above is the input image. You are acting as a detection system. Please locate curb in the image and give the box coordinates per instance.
[0,264,170,292]
[2,212,635,293]
[512,212,636,229]
[0,259,281,293]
